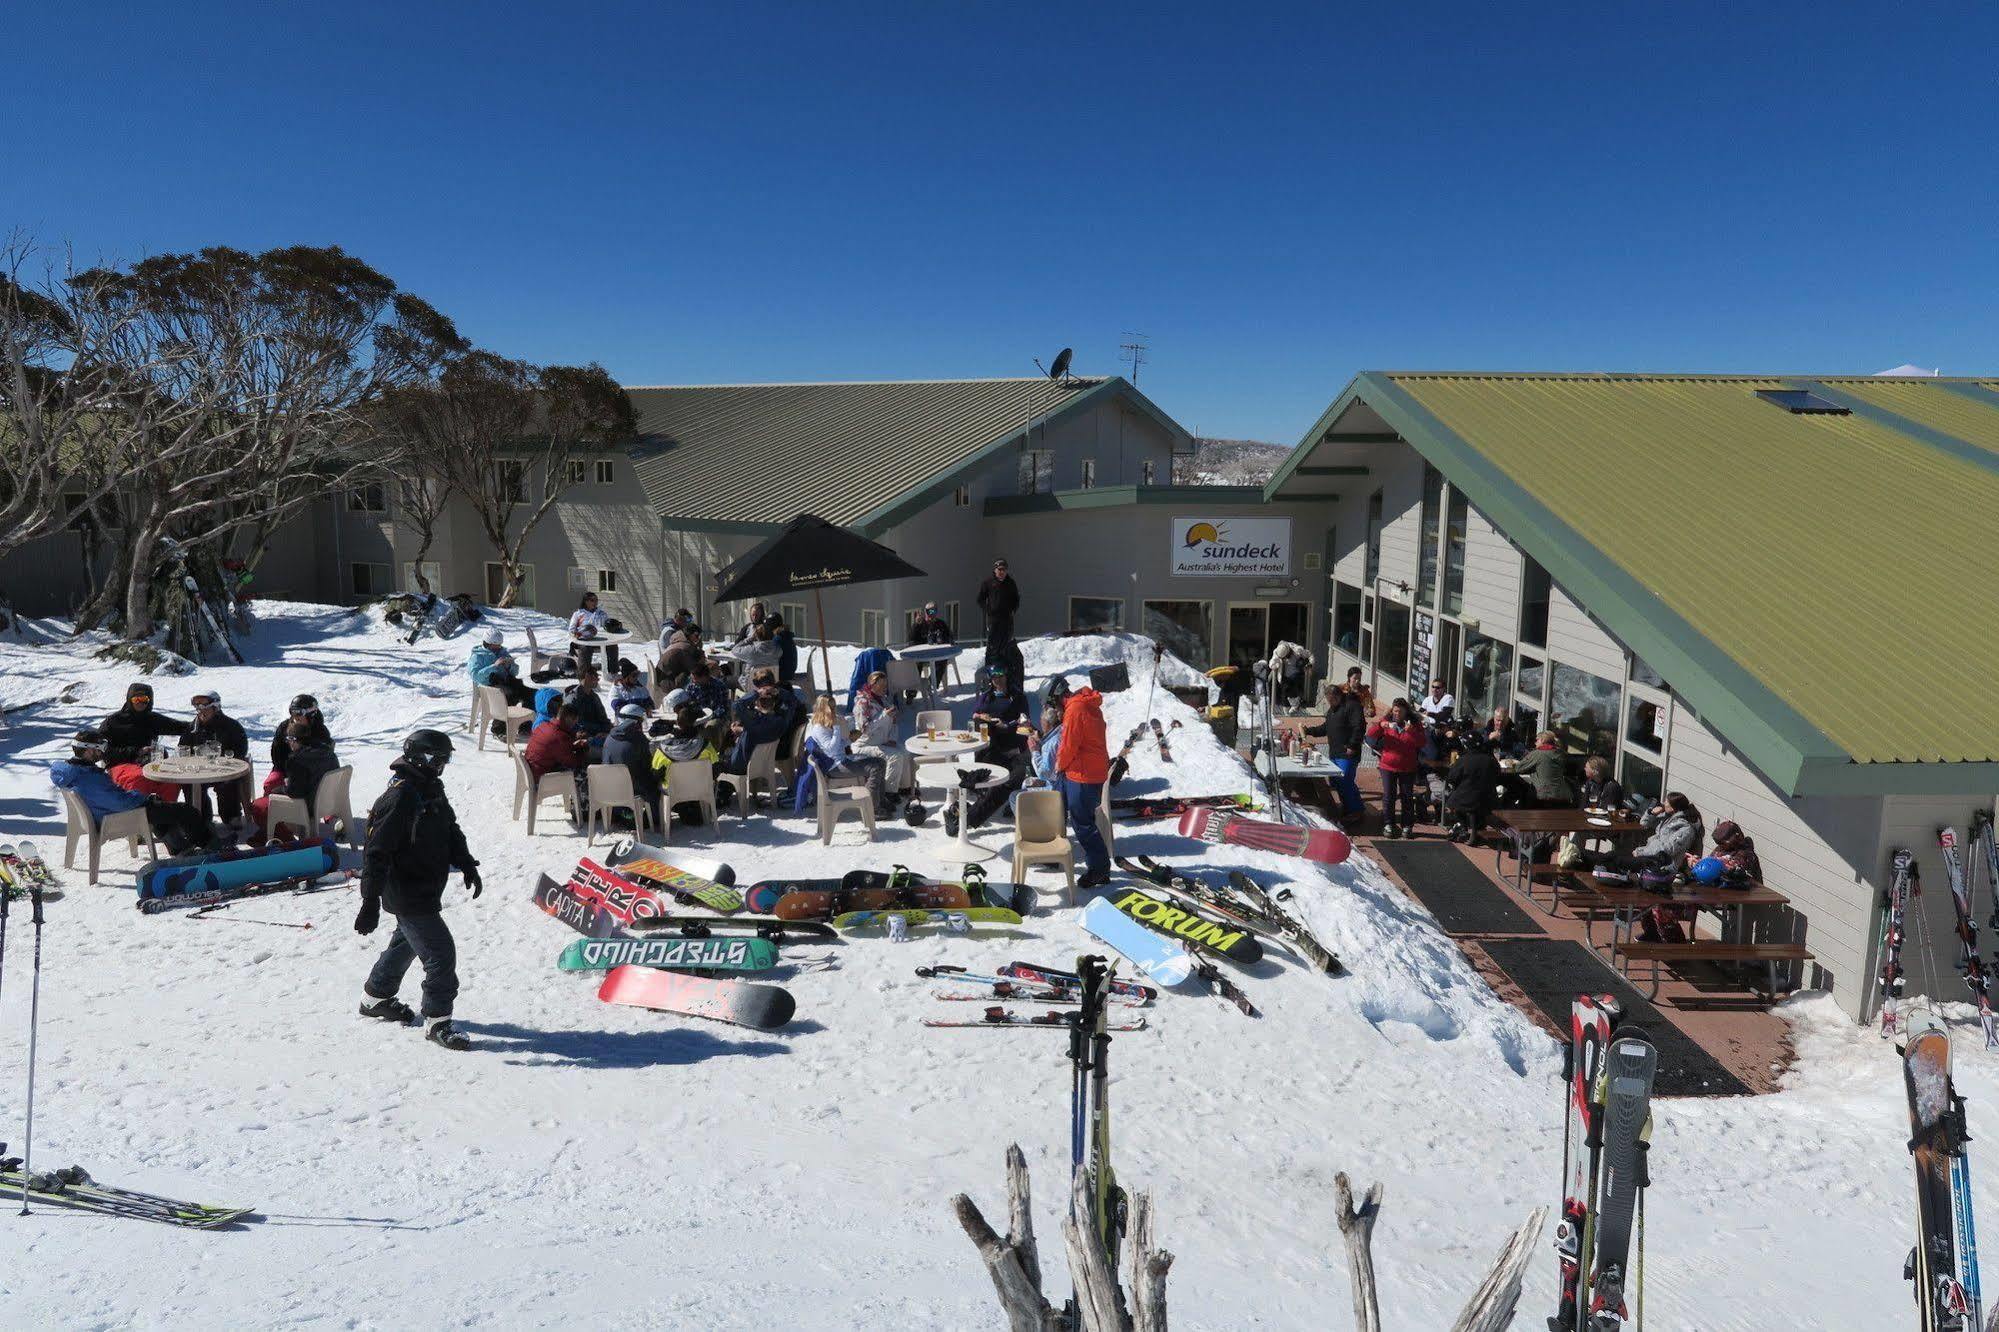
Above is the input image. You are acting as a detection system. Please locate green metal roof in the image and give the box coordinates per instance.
[625,377,1191,536]
[1272,371,1999,795]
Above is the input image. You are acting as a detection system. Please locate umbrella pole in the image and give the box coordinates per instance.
[815,587,833,694]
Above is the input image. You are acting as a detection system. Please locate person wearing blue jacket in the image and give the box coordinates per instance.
[51,728,213,855]
[609,660,653,716]
[719,689,791,805]
[468,630,536,708]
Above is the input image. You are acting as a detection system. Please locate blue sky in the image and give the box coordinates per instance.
[6,2,1993,442]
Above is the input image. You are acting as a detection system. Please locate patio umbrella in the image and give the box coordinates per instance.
[710,513,926,692]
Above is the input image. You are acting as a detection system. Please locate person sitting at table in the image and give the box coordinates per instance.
[719,686,792,807]
[1303,682,1367,825]
[1579,755,1624,811]
[794,693,889,815]
[656,607,695,653]
[647,694,722,824]
[948,664,1036,837]
[735,670,804,732]
[609,660,653,716]
[567,591,611,669]
[767,616,799,684]
[683,660,730,717]
[1586,793,1706,939]
[660,623,706,689]
[908,601,955,688]
[183,689,251,826]
[1006,708,1065,819]
[563,664,613,753]
[1417,678,1455,727]
[1365,698,1427,840]
[526,704,591,826]
[52,727,215,856]
[850,669,912,804]
[1442,731,1504,844]
[1483,707,1522,759]
[734,622,782,684]
[1416,715,1459,826]
[102,681,192,798]
[734,601,768,645]
[469,629,537,710]
[601,703,663,829]
[248,718,341,844]
[270,694,324,784]
[1512,731,1575,808]
[1708,818,1761,881]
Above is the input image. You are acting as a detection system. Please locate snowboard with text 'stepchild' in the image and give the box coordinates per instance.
[558,934,778,973]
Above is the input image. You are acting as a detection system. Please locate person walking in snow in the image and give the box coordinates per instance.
[355,729,481,1051]
[1055,678,1112,889]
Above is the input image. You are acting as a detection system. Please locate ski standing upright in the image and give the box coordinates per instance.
[1879,848,1919,1038]
[1903,1011,1979,1332]
[1938,827,1998,1048]
[1551,994,1618,1332]
[1584,1028,1657,1332]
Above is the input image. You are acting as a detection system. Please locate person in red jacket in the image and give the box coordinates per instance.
[525,705,590,829]
[1055,681,1112,888]
[1366,697,1427,839]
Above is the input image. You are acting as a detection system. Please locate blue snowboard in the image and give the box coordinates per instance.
[1081,897,1192,986]
[139,839,338,899]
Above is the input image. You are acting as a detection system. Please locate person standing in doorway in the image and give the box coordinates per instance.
[1055,677,1112,889]
[355,729,482,1051]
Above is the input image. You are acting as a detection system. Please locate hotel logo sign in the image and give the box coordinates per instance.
[1170,517,1292,577]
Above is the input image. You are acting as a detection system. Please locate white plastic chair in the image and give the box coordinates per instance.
[663,759,719,836]
[1012,789,1075,905]
[885,657,926,706]
[512,752,579,835]
[584,763,654,845]
[477,685,534,753]
[59,788,159,886]
[732,740,781,816]
[816,767,876,845]
[265,765,358,848]
[468,683,487,734]
[523,625,553,674]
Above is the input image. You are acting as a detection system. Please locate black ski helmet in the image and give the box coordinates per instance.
[903,799,928,828]
[71,727,109,758]
[402,728,454,773]
[289,693,320,716]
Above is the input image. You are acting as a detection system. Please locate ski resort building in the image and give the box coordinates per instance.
[1265,371,1999,1022]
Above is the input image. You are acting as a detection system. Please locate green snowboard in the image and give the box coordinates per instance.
[558,934,779,973]
[832,906,1023,933]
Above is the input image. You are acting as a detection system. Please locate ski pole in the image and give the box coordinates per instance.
[18,887,44,1216]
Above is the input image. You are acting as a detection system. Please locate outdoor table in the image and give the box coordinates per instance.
[939,759,1008,863]
[892,642,966,690]
[142,753,254,808]
[1569,876,1792,955]
[568,628,631,676]
[904,729,985,801]
[1490,806,1645,909]
[1257,750,1338,782]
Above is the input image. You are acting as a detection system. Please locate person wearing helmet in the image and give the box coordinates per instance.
[601,702,662,827]
[183,690,250,826]
[101,682,192,798]
[356,729,481,1051]
[271,694,325,781]
[50,728,214,855]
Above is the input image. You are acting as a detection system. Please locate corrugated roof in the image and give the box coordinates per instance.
[626,378,1110,531]
[1376,372,1999,774]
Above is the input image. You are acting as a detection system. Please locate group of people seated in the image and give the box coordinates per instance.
[50,684,344,856]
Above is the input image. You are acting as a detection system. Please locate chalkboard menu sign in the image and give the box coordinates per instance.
[1408,611,1435,696]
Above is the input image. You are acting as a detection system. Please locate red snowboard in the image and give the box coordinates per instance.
[1177,805,1351,865]
[597,965,796,1032]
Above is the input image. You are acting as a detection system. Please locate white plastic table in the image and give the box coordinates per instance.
[568,628,632,675]
[942,759,1008,863]
[903,730,985,804]
[142,754,253,803]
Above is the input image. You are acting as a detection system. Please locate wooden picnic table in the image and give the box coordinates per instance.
[1490,806,1646,906]
[1558,870,1804,1000]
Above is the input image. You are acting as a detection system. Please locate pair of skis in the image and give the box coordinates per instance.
[1550,996,1657,1332]
[0,842,61,900]
[1,1155,250,1228]
[1904,1012,1984,1332]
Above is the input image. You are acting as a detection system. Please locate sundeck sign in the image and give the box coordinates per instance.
[1170,517,1291,577]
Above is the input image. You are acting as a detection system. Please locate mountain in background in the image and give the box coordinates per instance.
[1174,437,1293,486]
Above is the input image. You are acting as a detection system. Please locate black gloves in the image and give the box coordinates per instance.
[463,865,483,898]
[354,900,380,935]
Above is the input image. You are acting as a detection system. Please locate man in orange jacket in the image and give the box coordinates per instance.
[1055,680,1112,888]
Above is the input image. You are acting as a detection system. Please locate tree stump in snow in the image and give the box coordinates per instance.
[1335,1172,1383,1332]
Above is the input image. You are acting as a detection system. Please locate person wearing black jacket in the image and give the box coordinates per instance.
[601,703,662,827]
[1443,733,1504,843]
[1303,684,1367,822]
[355,729,481,1051]
[102,682,192,797]
[183,689,250,823]
[271,694,324,782]
[949,664,1034,835]
[976,558,1023,681]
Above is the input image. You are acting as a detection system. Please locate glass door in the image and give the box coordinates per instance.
[1226,604,1269,673]
[1434,619,1462,701]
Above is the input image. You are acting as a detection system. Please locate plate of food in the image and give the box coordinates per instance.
[1586,816,1613,827]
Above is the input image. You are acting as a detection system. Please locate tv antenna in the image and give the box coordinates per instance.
[1119,332,1148,386]
[1033,347,1074,383]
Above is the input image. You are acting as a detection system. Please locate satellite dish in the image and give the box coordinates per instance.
[1049,348,1073,381]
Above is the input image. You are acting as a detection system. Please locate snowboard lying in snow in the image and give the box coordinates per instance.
[603,845,743,912]
[837,867,1038,915]
[1106,887,1263,965]
[833,907,1022,933]
[597,964,796,1031]
[558,934,778,973]
[1177,805,1351,865]
[773,882,971,920]
[1081,897,1192,986]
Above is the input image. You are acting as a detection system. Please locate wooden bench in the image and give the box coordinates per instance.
[1614,940,1814,1000]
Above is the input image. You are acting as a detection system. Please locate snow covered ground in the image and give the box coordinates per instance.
[0,602,1984,1329]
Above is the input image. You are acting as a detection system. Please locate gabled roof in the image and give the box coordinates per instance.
[625,376,1191,537]
[1270,371,1999,796]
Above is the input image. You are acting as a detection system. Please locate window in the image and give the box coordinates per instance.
[1520,556,1551,648]
[1630,654,1666,690]
[1376,598,1412,684]
[596,569,618,594]
[1442,488,1468,616]
[1754,388,1849,416]
[1142,600,1213,670]
[859,610,890,647]
[1625,694,1665,754]
[1551,662,1622,773]
[496,460,527,506]
[1359,591,1374,663]
[485,562,535,606]
[1460,630,1513,720]
[1069,597,1123,632]
[1517,655,1545,710]
[1080,459,1097,489]
[1332,583,1362,654]
[402,561,441,593]
[350,562,392,596]
[1417,466,1442,607]
[348,483,386,513]
[1363,491,1383,583]
[595,459,616,485]
[778,601,807,631]
[953,485,970,508]
[1621,751,1664,803]
[1141,460,1156,485]
[1019,449,1054,494]
[565,460,586,486]
[398,479,431,511]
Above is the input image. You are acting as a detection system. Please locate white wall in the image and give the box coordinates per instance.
[1456,504,1520,634]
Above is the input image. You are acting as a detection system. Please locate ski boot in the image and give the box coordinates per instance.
[426,1019,471,1051]
[360,995,418,1025]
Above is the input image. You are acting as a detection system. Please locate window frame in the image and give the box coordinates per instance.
[1079,458,1097,489]
[597,568,618,595]
[953,484,970,508]
[565,459,587,486]
[1140,598,1214,671]
[859,609,891,648]
[1416,465,1442,608]
[1141,459,1156,485]
[401,561,442,593]
[1068,595,1124,633]
[485,561,535,606]
[495,460,528,507]
[1019,449,1055,495]
[1363,490,1383,583]
[347,482,387,514]
[594,458,616,485]
[1519,555,1551,649]
[350,561,392,596]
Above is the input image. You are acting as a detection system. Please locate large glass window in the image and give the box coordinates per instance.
[1417,467,1442,608]
[1333,583,1362,654]
[1520,556,1551,648]
[1551,662,1622,772]
[1143,600,1212,670]
[1376,599,1412,684]
[1363,491,1383,583]
[1442,488,1468,615]
[1622,751,1664,804]
[1630,654,1666,690]
[1070,597,1123,632]
[1460,630,1513,720]
[1625,694,1666,753]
